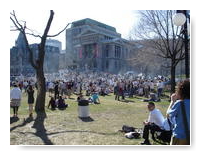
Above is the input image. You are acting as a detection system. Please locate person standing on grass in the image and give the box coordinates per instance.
[114,82,120,101]
[54,81,59,100]
[27,85,35,117]
[157,80,164,99]
[10,84,22,118]
[166,79,190,145]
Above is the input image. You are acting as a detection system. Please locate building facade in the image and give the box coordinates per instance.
[66,18,135,74]
[46,39,62,52]
[10,33,60,76]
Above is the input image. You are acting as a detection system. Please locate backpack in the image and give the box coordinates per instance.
[122,125,135,133]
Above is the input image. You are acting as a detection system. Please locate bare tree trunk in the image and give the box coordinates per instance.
[35,67,46,112]
[170,60,176,94]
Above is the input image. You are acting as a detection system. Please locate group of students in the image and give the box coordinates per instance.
[141,79,190,145]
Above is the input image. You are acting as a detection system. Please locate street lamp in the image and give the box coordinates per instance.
[173,10,190,78]
[173,13,186,26]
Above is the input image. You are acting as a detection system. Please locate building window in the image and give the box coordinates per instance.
[115,61,118,68]
[105,45,109,57]
[84,44,93,58]
[104,36,112,40]
[106,60,109,69]
[115,45,121,58]
[72,28,81,35]
[93,60,97,68]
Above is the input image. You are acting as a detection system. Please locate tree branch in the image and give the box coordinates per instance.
[38,10,54,67]
[10,11,38,69]
[25,32,42,38]
[47,23,71,37]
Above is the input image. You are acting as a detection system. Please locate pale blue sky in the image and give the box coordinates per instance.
[10,10,140,50]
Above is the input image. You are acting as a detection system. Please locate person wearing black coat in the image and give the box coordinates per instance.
[27,85,34,117]
[54,82,59,100]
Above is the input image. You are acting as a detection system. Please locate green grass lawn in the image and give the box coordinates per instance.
[10,90,170,145]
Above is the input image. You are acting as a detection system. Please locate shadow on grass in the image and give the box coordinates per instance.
[79,116,94,122]
[10,112,53,145]
[47,129,118,136]
[10,117,33,131]
[120,99,135,103]
[10,117,20,124]
[31,112,53,145]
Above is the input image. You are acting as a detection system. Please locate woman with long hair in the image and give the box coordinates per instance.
[167,79,190,145]
[27,85,35,117]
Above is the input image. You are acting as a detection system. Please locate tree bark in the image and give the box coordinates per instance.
[35,66,46,112]
[34,11,54,113]
[170,60,176,94]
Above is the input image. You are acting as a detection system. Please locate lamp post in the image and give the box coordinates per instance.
[173,10,190,78]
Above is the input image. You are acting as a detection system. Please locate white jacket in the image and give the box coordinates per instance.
[10,87,22,100]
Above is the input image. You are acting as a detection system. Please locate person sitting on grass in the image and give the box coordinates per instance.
[142,93,160,102]
[48,97,57,110]
[77,93,84,102]
[57,96,68,110]
[91,92,100,104]
[141,102,165,145]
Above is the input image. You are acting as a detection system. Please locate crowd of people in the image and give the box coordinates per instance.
[44,71,168,102]
[10,70,190,145]
[10,71,169,106]
[10,70,170,119]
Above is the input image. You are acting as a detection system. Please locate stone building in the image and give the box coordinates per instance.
[66,18,135,74]
[46,39,62,52]
[10,32,60,76]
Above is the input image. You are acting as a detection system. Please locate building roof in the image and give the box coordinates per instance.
[71,18,116,32]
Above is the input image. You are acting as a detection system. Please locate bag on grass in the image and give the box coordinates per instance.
[122,125,135,133]
[125,132,141,139]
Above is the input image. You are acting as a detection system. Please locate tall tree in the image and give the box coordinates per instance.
[128,40,170,77]
[130,10,185,93]
[10,10,70,113]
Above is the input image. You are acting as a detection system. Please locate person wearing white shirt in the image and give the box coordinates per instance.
[149,81,154,92]
[10,84,22,117]
[157,80,165,98]
[141,102,165,145]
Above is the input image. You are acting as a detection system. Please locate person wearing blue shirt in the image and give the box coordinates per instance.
[91,93,100,104]
[167,79,190,145]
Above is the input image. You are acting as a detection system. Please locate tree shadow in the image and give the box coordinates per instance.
[68,97,75,100]
[120,99,135,103]
[10,117,34,131]
[47,129,118,137]
[79,116,94,122]
[31,112,53,145]
[10,117,20,124]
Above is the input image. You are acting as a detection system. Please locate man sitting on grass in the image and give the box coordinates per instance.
[141,102,165,145]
